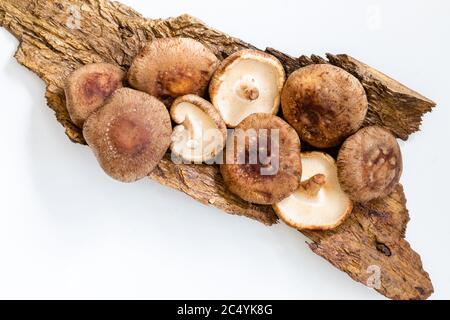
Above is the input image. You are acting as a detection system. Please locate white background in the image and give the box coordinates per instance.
[0,0,449,300]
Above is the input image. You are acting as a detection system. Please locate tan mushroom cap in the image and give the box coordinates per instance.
[65,63,125,128]
[337,126,403,202]
[274,152,353,231]
[83,88,172,183]
[128,38,219,107]
[281,64,368,148]
[170,95,227,163]
[209,50,286,128]
[220,114,302,205]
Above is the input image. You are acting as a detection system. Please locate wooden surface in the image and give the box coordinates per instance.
[0,0,435,299]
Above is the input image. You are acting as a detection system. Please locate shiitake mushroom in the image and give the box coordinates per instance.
[209,49,285,128]
[170,95,227,164]
[337,126,403,202]
[220,113,302,205]
[65,63,125,128]
[83,88,172,183]
[274,152,353,231]
[281,64,368,149]
[128,38,219,107]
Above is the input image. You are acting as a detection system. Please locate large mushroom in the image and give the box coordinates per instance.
[64,63,125,128]
[281,64,368,148]
[83,88,172,183]
[209,50,285,128]
[220,113,302,205]
[274,152,353,231]
[337,126,403,202]
[128,38,219,107]
[170,95,227,164]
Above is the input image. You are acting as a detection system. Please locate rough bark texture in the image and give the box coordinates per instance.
[0,0,435,299]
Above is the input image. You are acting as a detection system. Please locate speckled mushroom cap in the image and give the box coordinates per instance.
[220,113,302,205]
[337,126,403,202]
[83,88,172,183]
[65,63,125,128]
[281,64,368,148]
[128,37,219,107]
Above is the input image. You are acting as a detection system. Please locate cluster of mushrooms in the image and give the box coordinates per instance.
[64,37,403,231]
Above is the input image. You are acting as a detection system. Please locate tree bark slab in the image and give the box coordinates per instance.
[0,0,435,299]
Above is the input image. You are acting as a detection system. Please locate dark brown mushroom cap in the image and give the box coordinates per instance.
[65,63,125,128]
[83,88,172,183]
[281,64,368,148]
[128,38,219,107]
[220,114,302,205]
[337,126,403,202]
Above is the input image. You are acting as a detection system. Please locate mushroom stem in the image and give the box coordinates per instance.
[238,82,259,101]
[300,174,326,198]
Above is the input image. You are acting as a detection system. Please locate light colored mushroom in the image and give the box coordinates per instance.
[209,50,285,128]
[273,152,353,231]
[170,95,227,163]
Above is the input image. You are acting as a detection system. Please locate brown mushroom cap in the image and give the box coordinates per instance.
[220,114,302,205]
[281,64,368,148]
[83,88,172,183]
[65,63,125,128]
[170,94,227,163]
[337,126,403,202]
[128,38,219,107]
[209,49,285,127]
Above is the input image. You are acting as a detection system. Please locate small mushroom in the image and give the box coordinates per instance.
[337,126,403,202]
[83,88,172,183]
[128,38,219,107]
[273,152,353,231]
[209,50,286,128]
[170,95,227,163]
[220,114,302,205]
[281,64,368,148]
[64,63,125,128]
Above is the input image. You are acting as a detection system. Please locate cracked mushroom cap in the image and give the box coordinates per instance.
[281,64,368,148]
[83,88,172,183]
[209,50,285,128]
[65,63,125,128]
[273,152,353,231]
[170,95,227,163]
[220,113,302,205]
[128,37,219,107]
[337,126,403,202]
